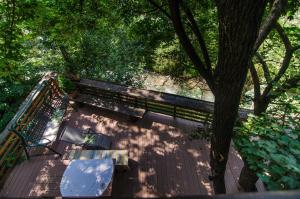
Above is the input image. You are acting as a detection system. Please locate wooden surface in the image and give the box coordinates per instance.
[0,105,261,198]
[64,149,129,169]
[74,93,146,118]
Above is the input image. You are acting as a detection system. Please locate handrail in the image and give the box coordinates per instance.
[77,78,253,122]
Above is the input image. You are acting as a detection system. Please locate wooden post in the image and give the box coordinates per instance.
[135,97,138,107]
[117,93,121,103]
[173,106,177,117]
[145,98,148,111]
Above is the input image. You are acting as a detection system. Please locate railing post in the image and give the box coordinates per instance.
[145,98,148,111]
[135,97,138,107]
[117,93,121,103]
[173,106,176,117]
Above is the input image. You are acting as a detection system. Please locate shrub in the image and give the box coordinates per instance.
[0,80,35,132]
[58,75,76,93]
[234,102,300,190]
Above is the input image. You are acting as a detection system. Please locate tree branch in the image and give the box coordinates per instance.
[132,7,160,15]
[167,0,215,92]
[249,61,261,102]
[262,22,293,98]
[254,52,271,83]
[274,22,292,51]
[147,0,172,20]
[254,0,287,51]
[270,75,300,99]
[59,45,73,66]
[179,0,213,75]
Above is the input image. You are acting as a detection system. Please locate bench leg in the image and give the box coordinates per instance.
[24,146,30,160]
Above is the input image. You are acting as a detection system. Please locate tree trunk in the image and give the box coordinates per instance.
[238,97,268,191]
[211,0,266,193]
[254,97,269,115]
[59,45,79,80]
[239,162,259,192]
[59,45,73,68]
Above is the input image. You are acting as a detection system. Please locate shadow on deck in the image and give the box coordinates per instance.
[0,104,250,198]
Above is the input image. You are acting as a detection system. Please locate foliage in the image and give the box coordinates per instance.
[84,134,97,144]
[58,75,76,93]
[235,97,300,190]
[153,38,197,77]
[74,29,145,86]
[241,12,300,109]
[51,108,65,123]
[0,79,37,132]
[3,152,18,168]
[0,0,216,132]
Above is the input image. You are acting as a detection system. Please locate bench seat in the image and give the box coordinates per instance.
[73,93,145,119]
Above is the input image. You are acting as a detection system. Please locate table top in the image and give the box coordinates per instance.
[60,159,114,197]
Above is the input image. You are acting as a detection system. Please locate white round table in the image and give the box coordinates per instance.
[60,159,114,197]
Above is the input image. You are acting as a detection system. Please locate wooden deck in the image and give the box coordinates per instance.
[0,104,259,198]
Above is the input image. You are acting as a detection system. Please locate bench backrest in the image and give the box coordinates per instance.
[0,73,65,187]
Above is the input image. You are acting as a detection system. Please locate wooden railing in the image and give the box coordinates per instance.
[77,79,252,123]
[0,73,61,187]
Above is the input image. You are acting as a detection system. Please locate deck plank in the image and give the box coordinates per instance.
[1,106,248,198]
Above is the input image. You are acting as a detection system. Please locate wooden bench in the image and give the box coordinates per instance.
[63,149,129,172]
[73,93,146,121]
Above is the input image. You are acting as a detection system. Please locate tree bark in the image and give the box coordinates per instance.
[254,0,287,51]
[239,162,259,191]
[59,45,78,79]
[211,0,266,193]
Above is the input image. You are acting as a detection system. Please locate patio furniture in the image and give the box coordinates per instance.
[60,125,112,150]
[11,86,68,159]
[64,149,129,172]
[60,159,114,197]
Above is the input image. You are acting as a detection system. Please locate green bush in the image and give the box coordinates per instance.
[234,103,300,190]
[0,80,36,132]
[58,75,76,93]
